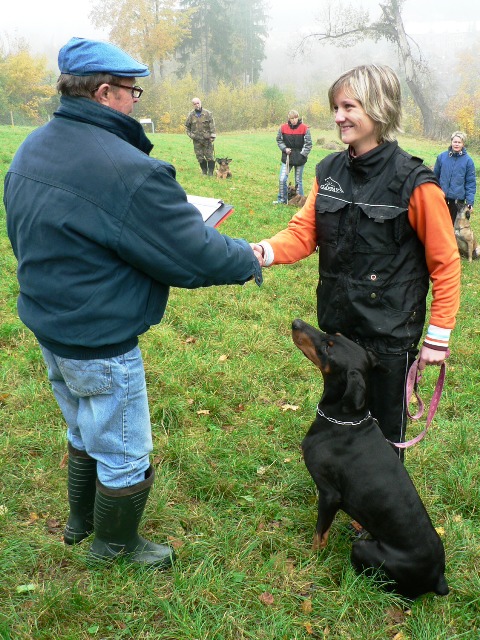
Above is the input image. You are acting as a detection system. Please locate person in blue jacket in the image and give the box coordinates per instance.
[434,131,476,224]
[4,37,262,571]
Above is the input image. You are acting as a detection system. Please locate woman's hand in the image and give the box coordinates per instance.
[417,345,449,371]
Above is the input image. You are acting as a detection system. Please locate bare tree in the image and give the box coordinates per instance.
[298,0,436,137]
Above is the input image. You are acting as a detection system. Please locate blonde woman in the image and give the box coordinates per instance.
[254,64,460,458]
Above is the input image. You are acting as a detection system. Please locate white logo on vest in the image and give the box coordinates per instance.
[320,177,344,193]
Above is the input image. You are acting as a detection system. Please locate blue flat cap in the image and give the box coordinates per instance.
[58,37,150,77]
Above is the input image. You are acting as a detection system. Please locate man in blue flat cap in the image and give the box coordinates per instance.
[4,37,263,570]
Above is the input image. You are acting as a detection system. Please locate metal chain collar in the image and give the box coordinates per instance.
[316,405,372,426]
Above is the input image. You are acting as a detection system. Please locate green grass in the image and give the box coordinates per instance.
[1,124,480,639]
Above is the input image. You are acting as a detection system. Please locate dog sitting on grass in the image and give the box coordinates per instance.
[216,158,232,179]
[292,318,449,600]
[287,183,307,207]
[454,204,479,262]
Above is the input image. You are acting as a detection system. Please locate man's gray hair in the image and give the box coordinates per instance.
[57,73,122,98]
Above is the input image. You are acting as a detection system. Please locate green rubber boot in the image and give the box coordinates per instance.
[64,443,97,545]
[88,466,175,569]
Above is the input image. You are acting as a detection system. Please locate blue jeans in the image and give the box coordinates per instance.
[277,163,305,203]
[40,345,152,488]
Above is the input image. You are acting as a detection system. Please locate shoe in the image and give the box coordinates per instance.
[64,443,97,545]
[272,200,285,205]
[87,466,175,570]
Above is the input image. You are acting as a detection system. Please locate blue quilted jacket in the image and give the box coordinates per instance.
[433,147,476,205]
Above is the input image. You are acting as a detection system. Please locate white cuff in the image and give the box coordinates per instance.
[424,324,451,350]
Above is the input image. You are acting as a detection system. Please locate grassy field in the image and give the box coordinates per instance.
[1,123,480,640]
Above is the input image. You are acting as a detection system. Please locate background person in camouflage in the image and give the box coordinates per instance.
[185,97,216,175]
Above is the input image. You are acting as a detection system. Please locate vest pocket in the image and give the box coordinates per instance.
[315,195,348,247]
[354,203,406,254]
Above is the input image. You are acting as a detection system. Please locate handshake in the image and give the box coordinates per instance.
[250,243,266,267]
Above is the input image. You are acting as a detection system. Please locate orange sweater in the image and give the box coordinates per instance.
[264,178,460,341]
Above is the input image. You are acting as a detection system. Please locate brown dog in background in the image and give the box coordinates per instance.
[287,183,307,207]
[216,158,232,179]
[454,204,479,262]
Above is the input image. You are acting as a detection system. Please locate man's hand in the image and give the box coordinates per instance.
[250,243,265,267]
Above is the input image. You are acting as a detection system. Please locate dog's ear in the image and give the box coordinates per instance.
[227,158,232,162]
[341,369,366,413]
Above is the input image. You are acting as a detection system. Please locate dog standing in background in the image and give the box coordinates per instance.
[454,204,479,262]
[216,158,232,179]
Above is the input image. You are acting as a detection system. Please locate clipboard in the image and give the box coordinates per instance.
[187,195,234,228]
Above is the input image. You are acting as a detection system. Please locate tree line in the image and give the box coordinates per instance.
[89,0,268,91]
[1,0,479,142]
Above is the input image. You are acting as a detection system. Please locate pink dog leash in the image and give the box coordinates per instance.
[388,354,448,450]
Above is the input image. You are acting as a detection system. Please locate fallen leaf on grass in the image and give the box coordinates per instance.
[196,409,210,415]
[46,519,62,534]
[167,536,185,550]
[185,337,196,344]
[218,354,228,362]
[259,592,274,606]
[0,505,8,516]
[281,403,299,412]
[304,622,314,634]
[59,452,68,469]
[0,393,10,406]
[21,512,39,526]
[301,599,313,614]
[386,606,410,626]
[16,584,36,594]
[435,526,446,536]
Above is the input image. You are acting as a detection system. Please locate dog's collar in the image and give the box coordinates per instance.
[316,405,372,426]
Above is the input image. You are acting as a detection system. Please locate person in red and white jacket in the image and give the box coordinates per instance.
[273,109,312,204]
[254,65,460,458]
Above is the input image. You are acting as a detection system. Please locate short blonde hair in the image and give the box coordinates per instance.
[288,109,299,119]
[328,64,402,143]
[451,131,467,143]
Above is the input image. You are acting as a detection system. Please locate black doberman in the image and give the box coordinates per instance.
[292,318,449,600]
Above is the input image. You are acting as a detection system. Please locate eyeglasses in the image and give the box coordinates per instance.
[109,83,144,98]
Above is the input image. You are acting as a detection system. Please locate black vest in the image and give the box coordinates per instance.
[314,141,438,354]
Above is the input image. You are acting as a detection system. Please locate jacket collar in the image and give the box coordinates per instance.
[448,146,466,157]
[346,140,398,179]
[54,96,154,155]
